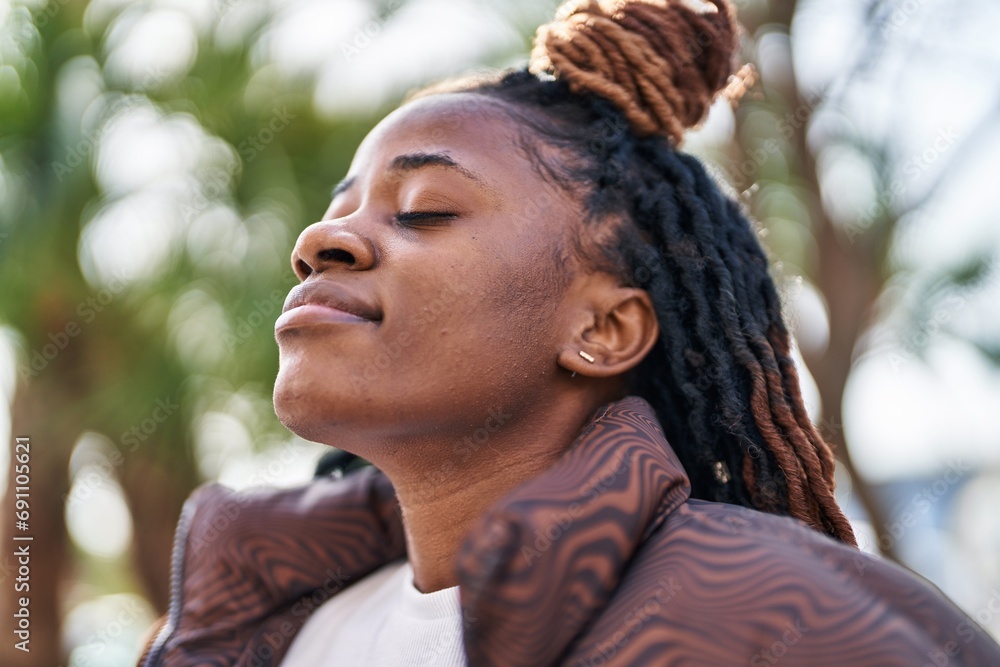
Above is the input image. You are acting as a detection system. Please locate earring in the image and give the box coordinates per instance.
[579,350,596,363]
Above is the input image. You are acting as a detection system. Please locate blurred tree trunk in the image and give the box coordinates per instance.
[799,149,896,560]
[119,455,199,613]
[737,0,899,559]
[1,375,75,666]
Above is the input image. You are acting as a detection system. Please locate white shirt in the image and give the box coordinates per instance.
[281,560,468,666]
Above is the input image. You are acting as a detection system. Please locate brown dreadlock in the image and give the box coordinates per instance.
[530,0,740,143]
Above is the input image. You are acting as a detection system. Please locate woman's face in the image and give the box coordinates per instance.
[273,93,587,455]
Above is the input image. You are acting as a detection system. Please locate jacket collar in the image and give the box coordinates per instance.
[457,395,691,665]
[149,395,690,666]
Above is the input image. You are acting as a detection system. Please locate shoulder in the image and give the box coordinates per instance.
[151,470,405,666]
[171,469,405,608]
[180,467,399,556]
[563,498,1000,667]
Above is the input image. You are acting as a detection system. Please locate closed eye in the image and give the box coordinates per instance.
[394,211,458,228]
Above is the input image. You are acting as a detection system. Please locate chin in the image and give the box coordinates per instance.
[273,363,336,443]
[272,359,377,447]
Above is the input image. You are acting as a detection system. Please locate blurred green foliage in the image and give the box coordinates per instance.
[0,1,553,663]
[2,0,999,664]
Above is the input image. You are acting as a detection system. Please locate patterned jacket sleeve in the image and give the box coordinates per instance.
[563,499,1000,667]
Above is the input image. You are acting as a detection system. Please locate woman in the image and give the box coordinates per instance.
[139,0,1000,665]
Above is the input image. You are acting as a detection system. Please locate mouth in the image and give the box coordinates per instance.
[275,281,381,334]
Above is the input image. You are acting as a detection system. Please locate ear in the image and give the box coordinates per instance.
[557,273,660,378]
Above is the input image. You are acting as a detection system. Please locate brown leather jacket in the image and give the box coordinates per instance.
[139,396,1000,666]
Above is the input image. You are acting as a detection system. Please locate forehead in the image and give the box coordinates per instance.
[349,93,536,194]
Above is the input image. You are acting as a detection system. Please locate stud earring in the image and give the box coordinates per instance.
[579,350,595,363]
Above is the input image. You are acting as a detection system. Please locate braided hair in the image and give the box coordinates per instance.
[415,0,856,544]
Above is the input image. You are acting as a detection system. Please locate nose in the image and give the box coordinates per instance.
[290,221,378,280]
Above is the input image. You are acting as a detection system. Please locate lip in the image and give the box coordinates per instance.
[275,281,381,334]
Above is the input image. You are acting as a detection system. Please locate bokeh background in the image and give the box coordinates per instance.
[1,0,999,664]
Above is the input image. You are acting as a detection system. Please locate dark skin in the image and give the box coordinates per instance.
[273,93,660,593]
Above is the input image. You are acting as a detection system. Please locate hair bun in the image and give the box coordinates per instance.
[529,0,740,144]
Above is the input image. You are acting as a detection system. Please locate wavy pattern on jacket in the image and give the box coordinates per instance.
[563,496,995,666]
[141,396,1000,667]
[152,469,405,665]
[457,400,690,665]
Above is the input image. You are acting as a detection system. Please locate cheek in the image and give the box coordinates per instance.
[465,236,560,308]
[485,240,567,329]
[368,243,557,391]
[407,243,564,365]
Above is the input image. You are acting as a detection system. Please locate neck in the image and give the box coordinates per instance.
[378,395,605,593]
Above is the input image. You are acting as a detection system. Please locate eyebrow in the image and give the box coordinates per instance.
[330,152,492,198]
[332,176,355,198]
